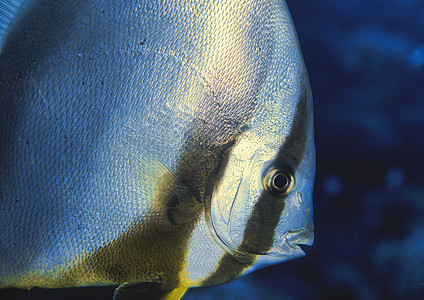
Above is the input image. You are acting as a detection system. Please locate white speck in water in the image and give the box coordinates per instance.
[410,45,424,67]
[323,175,344,196]
[385,167,405,188]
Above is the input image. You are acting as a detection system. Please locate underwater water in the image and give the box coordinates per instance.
[2,0,423,299]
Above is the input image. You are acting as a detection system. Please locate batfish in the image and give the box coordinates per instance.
[0,0,315,299]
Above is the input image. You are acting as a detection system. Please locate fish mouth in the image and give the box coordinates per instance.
[247,228,314,269]
[286,228,314,249]
[266,227,314,258]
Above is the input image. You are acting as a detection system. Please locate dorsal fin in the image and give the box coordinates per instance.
[0,0,28,51]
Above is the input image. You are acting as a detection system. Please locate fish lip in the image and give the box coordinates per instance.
[285,228,314,249]
[259,228,314,259]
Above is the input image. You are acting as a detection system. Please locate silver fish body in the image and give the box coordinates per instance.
[0,0,315,299]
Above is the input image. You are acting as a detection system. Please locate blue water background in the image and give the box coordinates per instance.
[2,0,423,299]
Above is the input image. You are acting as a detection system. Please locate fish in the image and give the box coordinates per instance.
[0,0,315,299]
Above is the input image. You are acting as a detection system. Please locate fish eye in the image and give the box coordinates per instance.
[262,166,295,195]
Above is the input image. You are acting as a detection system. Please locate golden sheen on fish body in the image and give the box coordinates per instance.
[0,0,315,299]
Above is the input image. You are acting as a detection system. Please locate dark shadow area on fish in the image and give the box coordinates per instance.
[0,0,84,180]
[1,283,167,300]
[0,0,84,66]
[0,286,116,300]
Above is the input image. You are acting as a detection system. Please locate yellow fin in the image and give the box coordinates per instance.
[164,284,189,300]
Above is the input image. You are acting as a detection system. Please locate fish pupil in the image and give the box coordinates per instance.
[273,173,288,190]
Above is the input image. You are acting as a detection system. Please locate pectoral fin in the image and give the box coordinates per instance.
[166,193,203,225]
[130,152,202,225]
[113,282,189,300]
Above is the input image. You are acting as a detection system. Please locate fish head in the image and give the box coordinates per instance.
[205,60,315,273]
